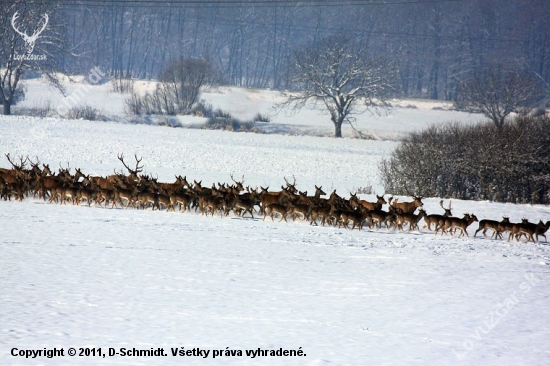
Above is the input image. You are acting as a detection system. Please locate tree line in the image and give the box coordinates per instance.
[1,0,549,98]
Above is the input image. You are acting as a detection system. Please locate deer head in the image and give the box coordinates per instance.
[12,11,49,54]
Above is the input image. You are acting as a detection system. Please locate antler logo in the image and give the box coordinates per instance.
[11,11,49,55]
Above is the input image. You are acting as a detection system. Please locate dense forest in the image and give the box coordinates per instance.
[2,0,550,101]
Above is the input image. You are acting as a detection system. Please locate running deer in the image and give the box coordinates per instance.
[263,202,293,222]
[395,208,427,231]
[390,196,423,214]
[423,200,452,231]
[439,213,479,237]
[474,216,510,239]
[349,193,386,212]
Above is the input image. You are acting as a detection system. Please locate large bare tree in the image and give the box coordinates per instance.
[0,0,66,115]
[277,36,397,138]
[457,64,542,130]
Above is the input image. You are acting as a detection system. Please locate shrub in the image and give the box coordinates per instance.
[125,57,218,116]
[67,105,102,121]
[112,76,134,94]
[200,108,258,132]
[379,115,550,204]
[253,113,271,123]
[355,185,373,195]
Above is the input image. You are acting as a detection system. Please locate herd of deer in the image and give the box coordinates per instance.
[1,153,549,243]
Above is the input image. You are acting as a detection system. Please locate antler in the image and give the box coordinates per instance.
[117,153,144,176]
[11,12,26,39]
[284,175,296,188]
[5,153,28,170]
[32,14,49,39]
[30,156,41,168]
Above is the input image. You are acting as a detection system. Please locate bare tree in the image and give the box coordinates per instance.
[126,57,219,115]
[456,64,542,130]
[0,0,67,115]
[277,36,397,138]
[159,57,218,113]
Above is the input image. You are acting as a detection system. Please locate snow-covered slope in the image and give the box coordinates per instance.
[1,82,550,365]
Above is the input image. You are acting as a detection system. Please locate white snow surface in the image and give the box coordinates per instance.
[1,80,550,365]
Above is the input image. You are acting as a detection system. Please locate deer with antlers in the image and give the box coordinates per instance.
[474,216,511,239]
[1,154,30,201]
[423,200,452,231]
[116,153,144,185]
[438,213,479,237]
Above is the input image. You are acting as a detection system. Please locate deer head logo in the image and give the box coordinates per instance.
[11,11,49,55]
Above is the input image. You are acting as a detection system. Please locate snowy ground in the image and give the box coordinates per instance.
[1,79,550,365]
[16,75,485,140]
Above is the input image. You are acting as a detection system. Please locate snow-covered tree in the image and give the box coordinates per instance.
[277,36,397,138]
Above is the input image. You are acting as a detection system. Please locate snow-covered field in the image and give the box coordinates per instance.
[1,79,550,365]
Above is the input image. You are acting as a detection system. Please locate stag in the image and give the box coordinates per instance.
[422,200,452,231]
[117,153,144,184]
[1,154,29,201]
[230,174,245,193]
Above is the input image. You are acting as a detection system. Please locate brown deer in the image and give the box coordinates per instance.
[263,202,293,222]
[157,175,189,195]
[287,202,312,222]
[309,204,332,226]
[157,193,174,211]
[349,193,386,212]
[535,220,550,242]
[226,193,257,218]
[1,154,30,201]
[75,176,98,207]
[423,200,452,231]
[474,216,511,239]
[259,186,293,214]
[283,176,298,194]
[169,190,195,212]
[509,219,544,243]
[111,185,139,208]
[440,214,479,237]
[340,207,370,230]
[366,209,397,230]
[116,153,144,185]
[395,208,427,231]
[229,174,245,193]
[390,196,423,215]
